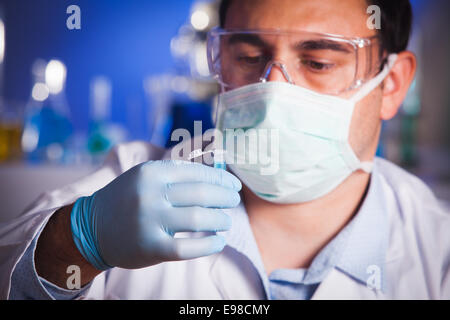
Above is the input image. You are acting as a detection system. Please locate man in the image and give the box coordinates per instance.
[2,0,449,299]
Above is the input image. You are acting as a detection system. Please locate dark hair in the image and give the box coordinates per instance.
[219,0,413,54]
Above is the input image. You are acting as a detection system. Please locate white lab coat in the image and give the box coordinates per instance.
[1,140,449,300]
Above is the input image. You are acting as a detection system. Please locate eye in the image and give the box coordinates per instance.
[237,55,266,65]
[301,59,334,72]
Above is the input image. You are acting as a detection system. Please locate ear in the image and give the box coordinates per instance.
[380,51,417,120]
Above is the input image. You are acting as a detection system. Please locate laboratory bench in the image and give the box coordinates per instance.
[0,163,96,222]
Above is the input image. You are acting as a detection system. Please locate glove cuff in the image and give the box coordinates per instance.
[70,196,112,271]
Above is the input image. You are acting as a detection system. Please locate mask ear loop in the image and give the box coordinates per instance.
[350,54,397,173]
[359,161,374,173]
[346,54,397,173]
[349,54,398,103]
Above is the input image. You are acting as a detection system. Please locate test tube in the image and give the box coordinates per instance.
[213,149,226,170]
[188,148,227,170]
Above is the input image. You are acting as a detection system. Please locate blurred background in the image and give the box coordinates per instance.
[0,0,448,221]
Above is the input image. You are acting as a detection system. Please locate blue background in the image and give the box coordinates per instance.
[1,0,196,140]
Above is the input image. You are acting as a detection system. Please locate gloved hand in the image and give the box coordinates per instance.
[70,160,242,270]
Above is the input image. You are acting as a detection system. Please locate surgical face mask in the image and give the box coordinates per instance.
[215,54,397,204]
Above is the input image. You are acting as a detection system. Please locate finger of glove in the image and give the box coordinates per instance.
[166,182,240,208]
[165,207,232,233]
[165,161,242,191]
[171,235,226,260]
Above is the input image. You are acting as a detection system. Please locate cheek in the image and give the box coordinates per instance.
[348,89,383,158]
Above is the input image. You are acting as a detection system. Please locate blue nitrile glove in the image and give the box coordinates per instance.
[70,160,242,270]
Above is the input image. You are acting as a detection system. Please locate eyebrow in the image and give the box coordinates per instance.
[227,33,269,47]
[226,33,352,53]
[294,39,352,53]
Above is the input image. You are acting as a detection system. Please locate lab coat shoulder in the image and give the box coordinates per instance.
[375,158,450,299]
[0,141,165,300]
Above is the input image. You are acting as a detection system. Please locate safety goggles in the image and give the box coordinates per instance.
[207,28,384,95]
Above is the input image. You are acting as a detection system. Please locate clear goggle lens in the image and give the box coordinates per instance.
[207,28,382,95]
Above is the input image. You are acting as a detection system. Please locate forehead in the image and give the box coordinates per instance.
[224,0,376,39]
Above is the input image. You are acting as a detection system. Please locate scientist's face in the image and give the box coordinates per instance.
[222,0,412,162]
